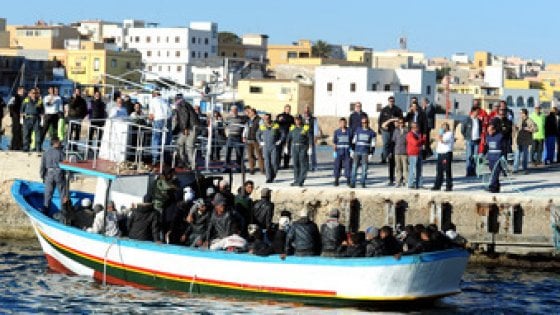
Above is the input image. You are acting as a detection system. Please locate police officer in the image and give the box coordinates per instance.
[40,137,66,218]
[257,113,283,183]
[351,118,376,188]
[484,124,506,193]
[21,88,44,152]
[333,118,353,186]
[288,116,310,186]
[276,104,294,169]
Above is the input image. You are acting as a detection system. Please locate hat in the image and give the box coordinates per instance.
[329,208,340,218]
[213,193,227,206]
[261,188,271,197]
[299,208,309,217]
[365,226,379,238]
[81,198,92,208]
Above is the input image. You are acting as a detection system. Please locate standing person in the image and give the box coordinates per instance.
[108,97,128,119]
[530,105,545,166]
[513,109,536,174]
[405,98,427,137]
[0,94,5,149]
[288,115,310,187]
[391,117,408,187]
[461,108,482,177]
[422,97,435,158]
[41,86,62,145]
[497,101,513,154]
[381,116,400,186]
[332,117,353,186]
[88,91,106,146]
[348,102,368,133]
[67,88,88,151]
[350,118,376,188]
[21,88,44,152]
[276,104,294,169]
[285,208,321,257]
[211,111,225,161]
[123,94,135,115]
[148,90,171,166]
[252,188,274,231]
[378,96,403,163]
[245,108,264,175]
[406,122,426,189]
[544,107,558,165]
[257,113,283,183]
[151,166,178,214]
[431,122,454,191]
[302,105,319,171]
[175,95,198,169]
[8,86,25,150]
[225,105,246,171]
[320,209,346,257]
[40,137,66,216]
[484,124,506,193]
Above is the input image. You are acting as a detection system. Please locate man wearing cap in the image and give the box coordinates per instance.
[205,193,235,246]
[332,117,353,187]
[288,115,310,186]
[257,113,283,183]
[252,188,274,230]
[530,105,546,166]
[185,198,211,246]
[148,90,172,166]
[40,137,66,216]
[320,209,346,257]
[151,166,178,214]
[285,208,320,256]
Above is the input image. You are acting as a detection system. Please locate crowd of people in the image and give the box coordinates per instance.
[58,167,465,258]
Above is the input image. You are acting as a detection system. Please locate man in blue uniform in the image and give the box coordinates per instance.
[21,88,44,152]
[40,137,66,218]
[351,118,376,188]
[257,113,283,183]
[288,116,310,186]
[333,118,353,186]
[484,124,506,193]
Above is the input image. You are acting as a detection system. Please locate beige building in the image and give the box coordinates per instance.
[8,22,80,49]
[237,79,313,115]
[0,18,9,48]
[267,39,312,70]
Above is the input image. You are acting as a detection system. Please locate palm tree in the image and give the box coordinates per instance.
[312,40,332,58]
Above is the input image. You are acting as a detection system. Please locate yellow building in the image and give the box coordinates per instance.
[474,51,491,69]
[267,39,312,70]
[8,23,80,49]
[504,79,542,90]
[346,49,372,64]
[237,79,313,115]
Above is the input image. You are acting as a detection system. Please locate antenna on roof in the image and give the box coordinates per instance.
[399,36,407,50]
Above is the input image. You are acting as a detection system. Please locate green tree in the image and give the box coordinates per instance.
[218,32,241,44]
[312,40,332,58]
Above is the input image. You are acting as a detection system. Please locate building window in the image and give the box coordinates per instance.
[148,65,152,71]
[399,85,409,93]
[250,86,263,93]
[126,62,131,69]
[198,38,201,44]
[516,96,524,107]
[176,51,180,57]
[175,36,180,43]
[177,65,182,72]
[191,51,196,58]
[221,52,225,57]
[384,84,391,91]
[426,85,432,95]
[527,96,535,107]
[327,82,333,92]
[204,52,208,58]
[147,51,152,57]
[371,83,377,91]
[166,37,169,43]
[233,52,237,57]
[157,36,160,43]
[111,59,117,68]
[158,65,162,71]
[93,58,100,71]
[157,51,161,57]
[167,51,170,57]
[168,66,171,71]
[204,38,209,45]
[75,61,81,67]
[135,36,140,43]
[146,36,151,43]
[350,83,356,92]
[281,87,290,94]
[191,37,196,44]
[287,51,297,59]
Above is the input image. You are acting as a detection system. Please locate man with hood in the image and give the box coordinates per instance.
[252,188,274,230]
[285,208,321,256]
[320,208,346,257]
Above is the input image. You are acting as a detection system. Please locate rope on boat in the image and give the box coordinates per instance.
[103,238,117,287]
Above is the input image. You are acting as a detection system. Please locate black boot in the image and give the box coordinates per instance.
[334,178,339,186]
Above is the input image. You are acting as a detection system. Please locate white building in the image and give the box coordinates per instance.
[116,21,218,85]
[502,88,540,115]
[313,65,436,117]
[484,65,505,87]
[451,53,469,64]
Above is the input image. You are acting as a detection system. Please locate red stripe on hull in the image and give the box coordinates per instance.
[45,254,75,275]
[92,270,153,290]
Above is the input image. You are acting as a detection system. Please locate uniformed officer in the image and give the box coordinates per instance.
[40,137,67,219]
[333,118,353,186]
[484,124,506,193]
[350,118,376,188]
[257,113,283,183]
[21,88,44,152]
[288,116,310,186]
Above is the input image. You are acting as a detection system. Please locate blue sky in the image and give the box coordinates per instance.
[3,0,558,63]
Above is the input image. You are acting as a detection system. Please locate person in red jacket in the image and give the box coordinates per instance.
[406,122,426,189]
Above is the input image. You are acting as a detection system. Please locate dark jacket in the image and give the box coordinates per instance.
[365,238,384,257]
[206,210,234,242]
[250,239,274,257]
[405,110,428,135]
[391,127,408,155]
[252,198,274,229]
[461,117,482,141]
[90,99,107,120]
[343,243,366,257]
[424,103,436,129]
[545,113,559,138]
[124,99,135,115]
[68,96,87,119]
[380,235,402,256]
[286,217,321,254]
[9,94,24,118]
[349,111,368,132]
[378,105,403,133]
[246,115,261,141]
[189,208,210,236]
[175,101,198,132]
[127,204,161,241]
[517,118,534,147]
[276,112,294,136]
[271,229,288,254]
[403,233,422,254]
[491,117,513,141]
[320,220,346,253]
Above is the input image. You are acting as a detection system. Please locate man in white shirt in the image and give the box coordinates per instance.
[108,97,128,119]
[148,90,171,165]
[41,86,62,144]
[432,122,454,191]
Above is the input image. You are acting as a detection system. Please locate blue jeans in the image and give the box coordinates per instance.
[545,136,556,163]
[151,119,169,163]
[309,140,317,170]
[351,153,369,185]
[465,139,479,176]
[513,144,529,172]
[381,130,392,162]
[408,155,423,188]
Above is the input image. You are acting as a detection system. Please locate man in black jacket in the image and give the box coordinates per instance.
[348,102,368,133]
[127,203,161,242]
[378,96,403,163]
[9,86,25,150]
[421,97,435,158]
[252,188,274,230]
[175,95,198,169]
[66,88,87,151]
[276,104,294,169]
[285,208,320,256]
[205,194,234,246]
[89,91,106,146]
[320,208,346,257]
